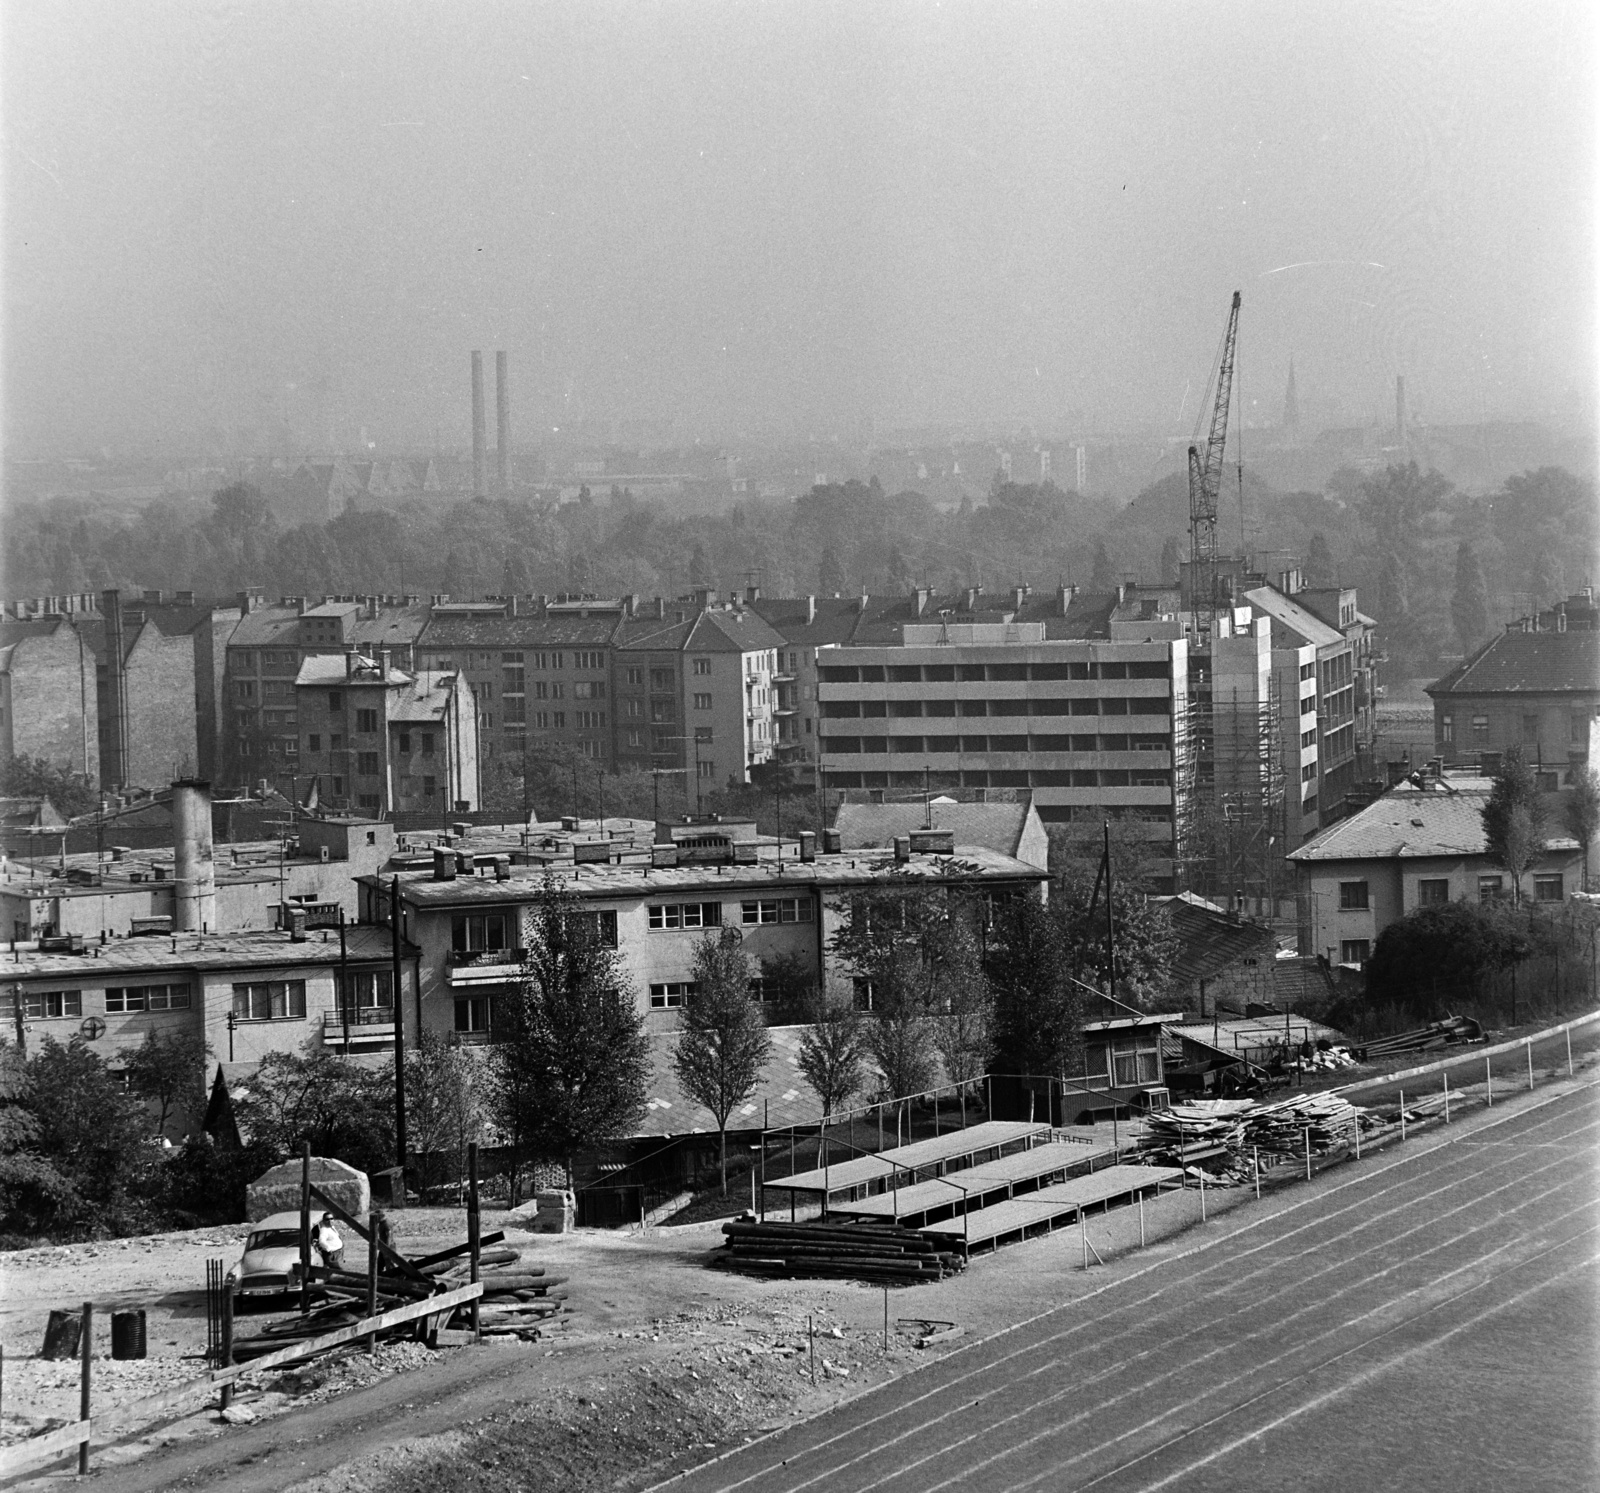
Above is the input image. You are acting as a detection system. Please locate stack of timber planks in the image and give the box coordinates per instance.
[712,1219,967,1284]
[435,1245,569,1339]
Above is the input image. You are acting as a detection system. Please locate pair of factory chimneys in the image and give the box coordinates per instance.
[471,351,510,495]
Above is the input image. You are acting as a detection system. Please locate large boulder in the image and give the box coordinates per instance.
[246,1156,370,1223]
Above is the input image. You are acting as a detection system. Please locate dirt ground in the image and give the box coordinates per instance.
[2,1025,1596,1492]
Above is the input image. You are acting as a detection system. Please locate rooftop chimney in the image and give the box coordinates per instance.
[799,830,816,863]
[495,350,510,491]
[171,779,216,932]
[805,595,816,625]
[471,351,487,496]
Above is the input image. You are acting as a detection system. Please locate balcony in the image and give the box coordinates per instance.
[321,1008,396,1044]
[447,947,527,985]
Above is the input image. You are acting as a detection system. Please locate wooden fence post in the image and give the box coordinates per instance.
[299,1141,312,1316]
[78,1301,92,1475]
[220,1290,234,1409]
[468,1141,481,1344]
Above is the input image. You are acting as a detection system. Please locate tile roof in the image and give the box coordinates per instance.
[686,607,788,653]
[1286,780,1580,862]
[750,597,868,647]
[418,613,620,649]
[1270,955,1338,1008]
[1155,897,1276,985]
[1425,629,1600,697]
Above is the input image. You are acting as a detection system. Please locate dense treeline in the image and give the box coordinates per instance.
[6,462,1593,679]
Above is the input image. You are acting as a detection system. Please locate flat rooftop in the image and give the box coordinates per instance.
[4,924,407,980]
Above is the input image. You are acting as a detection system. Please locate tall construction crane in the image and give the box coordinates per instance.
[1187,290,1241,644]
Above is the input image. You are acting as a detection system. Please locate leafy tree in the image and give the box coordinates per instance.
[926,906,992,1096]
[1375,551,1409,628]
[1450,541,1490,654]
[1047,823,1176,1005]
[1090,540,1116,590]
[494,877,650,1184]
[210,482,272,538]
[28,1037,152,1226]
[757,948,816,1025]
[1481,745,1548,904]
[0,753,100,819]
[0,1041,79,1238]
[818,546,846,595]
[1363,900,1532,1019]
[123,1029,209,1140]
[1565,765,1599,892]
[232,1045,396,1177]
[795,987,871,1120]
[406,1030,489,1195]
[672,927,772,1192]
[1304,531,1335,587]
[988,893,1083,1083]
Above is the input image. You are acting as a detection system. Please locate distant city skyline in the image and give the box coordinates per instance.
[4,4,1594,456]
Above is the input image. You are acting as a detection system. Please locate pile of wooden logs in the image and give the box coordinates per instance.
[1137,1102,1251,1167]
[1355,1015,1482,1061]
[1137,1094,1368,1174]
[712,1219,966,1284]
[434,1245,569,1339]
[1242,1093,1364,1157]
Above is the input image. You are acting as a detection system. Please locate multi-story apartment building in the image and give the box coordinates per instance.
[1427,590,1599,781]
[750,594,871,775]
[614,591,785,798]
[223,593,431,786]
[293,652,479,817]
[413,596,630,771]
[1244,583,1362,824]
[0,589,239,790]
[815,619,1187,887]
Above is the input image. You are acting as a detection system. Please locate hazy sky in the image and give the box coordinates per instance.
[3,1,1594,453]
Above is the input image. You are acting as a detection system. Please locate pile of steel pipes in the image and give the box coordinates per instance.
[712,1219,967,1284]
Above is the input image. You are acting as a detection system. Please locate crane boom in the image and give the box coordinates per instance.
[1188,290,1241,641]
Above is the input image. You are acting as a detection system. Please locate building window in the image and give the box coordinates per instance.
[308,733,321,753]
[577,739,600,758]
[356,708,380,732]
[1534,874,1564,903]
[357,751,380,776]
[650,668,674,690]
[452,912,509,953]
[648,902,723,930]
[1417,878,1450,906]
[575,710,606,729]
[698,760,716,779]
[552,711,565,728]
[626,730,643,747]
[328,690,343,712]
[422,774,437,797]
[1471,715,1489,740]
[421,733,435,755]
[106,984,191,1013]
[1477,875,1505,903]
[338,970,394,1011]
[332,775,344,795]
[693,693,713,711]
[23,990,81,1019]
[575,650,604,670]
[693,657,712,675]
[454,995,494,1033]
[1339,939,1370,965]
[694,726,714,744]
[1108,1034,1160,1086]
[574,682,605,700]
[572,909,619,948]
[1441,715,1452,744]
[232,981,307,1020]
[627,667,645,685]
[358,793,381,810]
[649,982,696,1009]
[740,897,813,926]
[1338,881,1369,910]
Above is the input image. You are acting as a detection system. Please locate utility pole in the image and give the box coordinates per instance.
[1104,821,1116,997]
[390,877,408,1179]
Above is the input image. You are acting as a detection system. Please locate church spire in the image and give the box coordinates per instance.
[1282,357,1300,435]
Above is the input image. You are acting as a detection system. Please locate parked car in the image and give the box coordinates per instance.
[228,1211,315,1300]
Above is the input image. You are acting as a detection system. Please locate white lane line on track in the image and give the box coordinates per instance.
[882,1194,1600,1493]
[1113,1241,1600,1493]
[656,1081,1599,1493]
[726,1115,1600,1493]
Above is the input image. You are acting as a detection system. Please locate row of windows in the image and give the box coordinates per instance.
[1344,874,1570,913]
[819,661,1170,684]
[646,897,815,930]
[823,734,1169,759]
[821,697,1169,719]
[823,769,1174,803]
[450,910,618,951]
[233,980,307,1021]
[23,974,386,1022]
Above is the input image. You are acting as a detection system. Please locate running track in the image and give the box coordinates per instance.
[661,1084,1600,1493]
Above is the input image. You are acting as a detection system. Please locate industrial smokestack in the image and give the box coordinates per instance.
[171,779,216,932]
[100,588,129,789]
[495,351,510,491]
[471,351,487,496]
